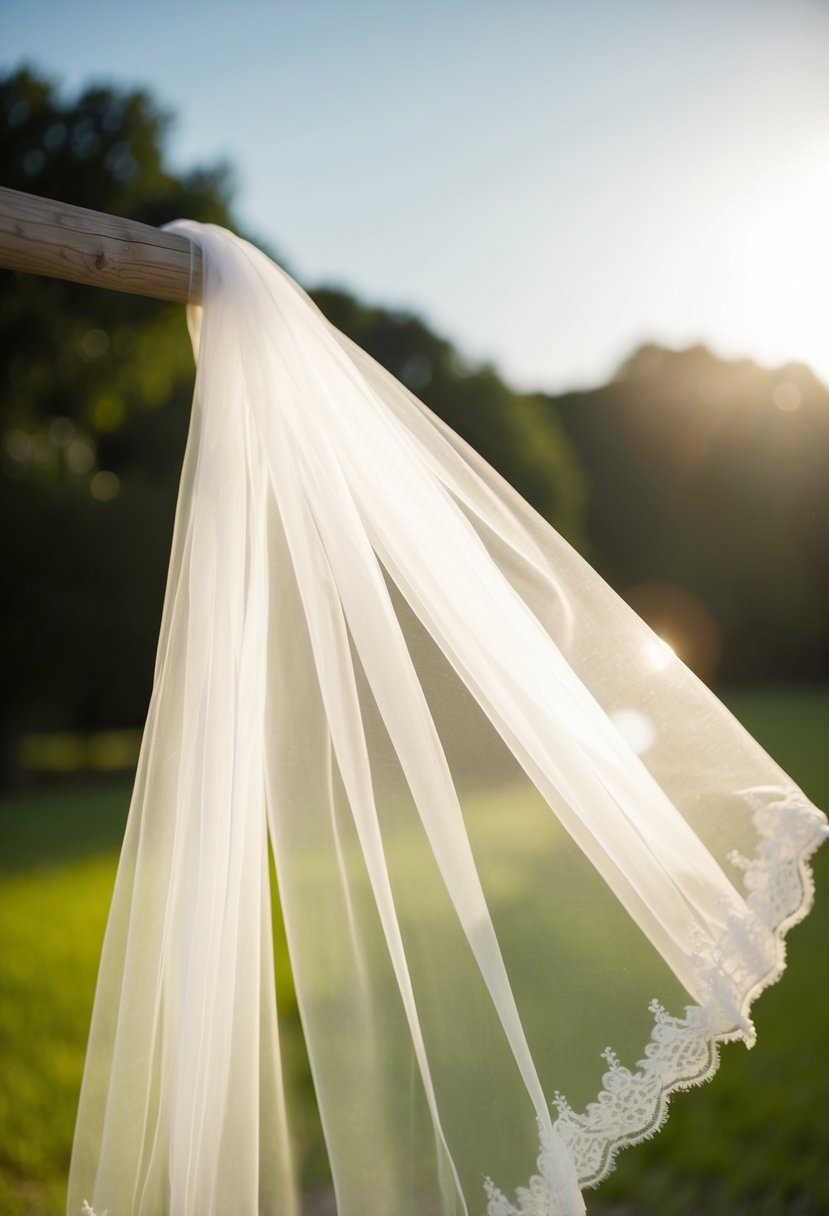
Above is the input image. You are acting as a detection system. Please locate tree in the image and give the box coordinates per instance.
[0,66,238,784]
[312,287,587,544]
[1,66,588,786]
[550,343,829,683]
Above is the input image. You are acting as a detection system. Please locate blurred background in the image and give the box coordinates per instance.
[0,1,827,1214]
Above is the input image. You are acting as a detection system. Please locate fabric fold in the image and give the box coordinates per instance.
[68,222,827,1216]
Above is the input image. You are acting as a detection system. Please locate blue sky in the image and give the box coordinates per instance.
[3,0,829,391]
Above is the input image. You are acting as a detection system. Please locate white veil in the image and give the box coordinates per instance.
[68,223,827,1216]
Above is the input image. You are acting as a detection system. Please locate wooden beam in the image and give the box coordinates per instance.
[0,187,202,303]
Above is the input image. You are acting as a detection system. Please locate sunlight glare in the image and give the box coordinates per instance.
[646,637,676,671]
[608,707,657,757]
[714,138,829,386]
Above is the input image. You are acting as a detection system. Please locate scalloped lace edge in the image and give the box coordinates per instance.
[484,791,829,1216]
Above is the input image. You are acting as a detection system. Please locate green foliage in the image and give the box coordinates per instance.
[5,64,827,788]
[311,288,587,544]
[0,64,234,451]
[552,344,829,684]
[1,65,233,226]
[0,66,587,785]
[592,686,829,1215]
[0,67,240,782]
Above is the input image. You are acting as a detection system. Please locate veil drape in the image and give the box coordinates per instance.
[67,222,827,1216]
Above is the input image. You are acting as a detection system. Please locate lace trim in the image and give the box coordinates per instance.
[484,792,828,1216]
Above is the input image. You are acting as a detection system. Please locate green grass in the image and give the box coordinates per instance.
[592,686,829,1216]
[0,687,827,1216]
[0,850,119,1216]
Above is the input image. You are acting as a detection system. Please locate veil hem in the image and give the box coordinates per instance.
[484,791,828,1214]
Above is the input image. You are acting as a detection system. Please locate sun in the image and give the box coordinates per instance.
[712,137,829,386]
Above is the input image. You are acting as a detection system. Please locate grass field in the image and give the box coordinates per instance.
[0,687,827,1216]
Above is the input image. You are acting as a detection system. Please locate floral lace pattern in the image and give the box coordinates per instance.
[484,792,828,1216]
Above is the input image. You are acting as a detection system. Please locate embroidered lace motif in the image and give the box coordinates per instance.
[484,793,828,1216]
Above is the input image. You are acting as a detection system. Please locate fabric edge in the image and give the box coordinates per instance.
[485,792,828,1215]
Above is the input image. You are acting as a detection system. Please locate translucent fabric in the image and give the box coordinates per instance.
[68,223,828,1216]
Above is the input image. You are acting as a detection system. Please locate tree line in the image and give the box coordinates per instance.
[2,66,827,784]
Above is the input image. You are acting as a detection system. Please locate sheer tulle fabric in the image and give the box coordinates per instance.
[68,223,827,1216]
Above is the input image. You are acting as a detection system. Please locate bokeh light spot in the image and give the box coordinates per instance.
[772,380,801,412]
[48,417,75,447]
[627,582,722,684]
[90,470,120,501]
[43,121,67,150]
[5,430,32,463]
[645,637,676,671]
[401,354,433,391]
[608,707,657,756]
[22,148,45,175]
[90,392,125,432]
[81,328,110,359]
[7,98,30,128]
[66,435,95,474]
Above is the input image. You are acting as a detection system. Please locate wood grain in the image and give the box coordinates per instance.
[0,186,203,303]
